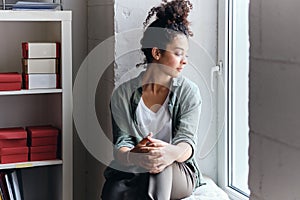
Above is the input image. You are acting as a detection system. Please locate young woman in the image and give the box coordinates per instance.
[102,0,204,199]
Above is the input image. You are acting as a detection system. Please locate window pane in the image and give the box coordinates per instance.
[230,0,250,196]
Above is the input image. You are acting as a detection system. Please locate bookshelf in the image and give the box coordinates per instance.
[0,11,72,200]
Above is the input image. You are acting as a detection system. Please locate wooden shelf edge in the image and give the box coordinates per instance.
[0,160,63,170]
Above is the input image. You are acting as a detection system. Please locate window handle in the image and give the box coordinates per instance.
[211,61,223,92]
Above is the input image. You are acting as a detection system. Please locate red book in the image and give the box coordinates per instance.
[0,127,27,148]
[0,73,22,91]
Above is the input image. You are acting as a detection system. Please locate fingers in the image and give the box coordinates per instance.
[128,151,163,170]
[139,137,151,146]
[146,137,166,145]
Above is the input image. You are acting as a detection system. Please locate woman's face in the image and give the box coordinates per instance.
[156,34,189,77]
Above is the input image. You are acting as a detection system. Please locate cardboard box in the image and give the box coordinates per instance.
[23,74,60,89]
[0,128,27,148]
[0,73,22,91]
[22,42,60,59]
[0,146,29,164]
[29,145,57,161]
[22,58,59,74]
[27,126,59,147]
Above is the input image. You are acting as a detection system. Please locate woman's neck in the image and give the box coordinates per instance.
[142,63,172,91]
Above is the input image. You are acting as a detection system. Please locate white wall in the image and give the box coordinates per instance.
[249,0,300,199]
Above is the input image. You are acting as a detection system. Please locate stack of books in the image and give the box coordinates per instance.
[0,128,28,164]
[0,171,22,200]
[22,42,60,90]
[27,126,59,161]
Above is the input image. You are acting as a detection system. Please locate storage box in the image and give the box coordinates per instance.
[0,73,22,91]
[22,58,59,74]
[27,126,59,147]
[23,74,60,89]
[29,145,57,161]
[0,146,29,164]
[0,127,27,148]
[22,42,60,59]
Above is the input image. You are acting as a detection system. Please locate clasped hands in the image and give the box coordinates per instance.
[127,133,177,174]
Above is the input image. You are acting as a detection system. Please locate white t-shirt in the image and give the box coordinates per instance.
[136,96,172,143]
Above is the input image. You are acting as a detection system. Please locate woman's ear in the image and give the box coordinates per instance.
[151,47,161,61]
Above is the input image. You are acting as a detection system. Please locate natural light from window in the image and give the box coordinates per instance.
[229,0,250,197]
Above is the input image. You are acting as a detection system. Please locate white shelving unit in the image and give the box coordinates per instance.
[0,10,72,200]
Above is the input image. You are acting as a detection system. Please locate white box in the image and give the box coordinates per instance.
[23,59,58,74]
[22,42,60,58]
[24,74,59,89]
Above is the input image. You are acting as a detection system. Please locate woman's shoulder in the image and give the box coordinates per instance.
[176,75,200,93]
[112,73,142,98]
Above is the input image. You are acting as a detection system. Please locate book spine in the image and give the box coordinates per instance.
[4,174,14,200]
[10,171,22,200]
[0,172,10,200]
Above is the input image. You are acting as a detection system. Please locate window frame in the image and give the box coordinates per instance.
[217,0,249,199]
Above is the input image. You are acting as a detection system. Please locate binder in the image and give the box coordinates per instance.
[22,59,59,74]
[22,42,60,59]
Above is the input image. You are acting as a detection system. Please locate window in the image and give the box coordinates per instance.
[218,0,250,199]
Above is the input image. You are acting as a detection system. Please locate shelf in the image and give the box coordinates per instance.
[0,10,71,21]
[0,89,62,96]
[0,10,72,200]
[0,160,62,170]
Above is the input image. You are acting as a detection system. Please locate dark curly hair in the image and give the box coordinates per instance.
[138,0,193,66]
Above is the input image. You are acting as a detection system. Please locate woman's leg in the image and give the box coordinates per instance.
[102,172,149,200]
[148,162,195,200]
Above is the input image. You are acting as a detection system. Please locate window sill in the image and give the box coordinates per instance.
[224,187,249,200]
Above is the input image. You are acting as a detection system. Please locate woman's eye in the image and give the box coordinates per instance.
[175,52,184,57]
[174,52,188,59]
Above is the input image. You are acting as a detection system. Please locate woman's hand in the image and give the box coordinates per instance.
[127,133,162,170]
[126,134,192,174]
[143,137,179,174]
